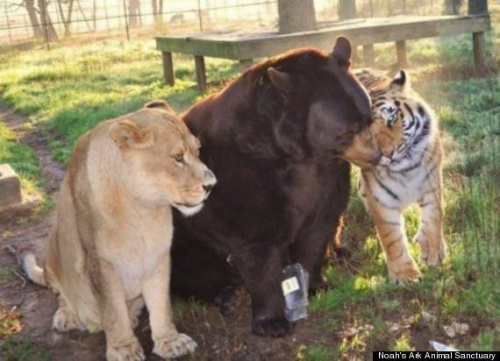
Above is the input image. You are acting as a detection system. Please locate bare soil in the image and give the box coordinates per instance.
[0,105,465,361]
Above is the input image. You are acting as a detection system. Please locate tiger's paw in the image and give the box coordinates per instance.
[416,233,447,266]
[153,333,197,359]
[387,259,422,284]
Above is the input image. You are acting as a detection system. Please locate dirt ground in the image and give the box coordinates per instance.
[0,104,451,361]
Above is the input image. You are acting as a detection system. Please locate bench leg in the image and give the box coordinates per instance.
[363,44,375,67]
[194,55,207,92]
[472,31,486,69]
[239,59,253,72]
[162,52,175,86]
[395,40,408,68]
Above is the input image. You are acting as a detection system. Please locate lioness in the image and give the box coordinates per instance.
[21,100,216,361]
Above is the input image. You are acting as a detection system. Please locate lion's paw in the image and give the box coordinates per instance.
[387,259,422,285]
[52,307,84,332]
[416,232,447,266]
[153,333,197,359]
[106,340,145,361]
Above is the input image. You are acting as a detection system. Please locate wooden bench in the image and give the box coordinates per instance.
[155,14,491,91]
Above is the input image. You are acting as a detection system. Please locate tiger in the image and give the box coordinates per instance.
[354,69,446,283]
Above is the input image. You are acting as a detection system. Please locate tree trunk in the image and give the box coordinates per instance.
[278,0,316,34]
[468,0,487,15]
[152,0,162,27]
[443,0,463,15]
[38,0,59,42]
[129,0,140,28]
[338,0,357,20]
[25,0,44,38]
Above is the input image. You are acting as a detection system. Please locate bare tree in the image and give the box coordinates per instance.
[55,0,75,36]
[7,0,59,41]
[128,0,140,28]
[278,0,316,34]
[338,0,356,20]
[152,0,163,27]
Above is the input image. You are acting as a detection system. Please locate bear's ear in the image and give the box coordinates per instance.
[144,99,173,112]
[331,36,352,68]
[390,70,409,92]
[110,120,154,149]
[267,67,293,94]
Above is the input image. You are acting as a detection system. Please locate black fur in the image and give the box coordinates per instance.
[171,38,372,337]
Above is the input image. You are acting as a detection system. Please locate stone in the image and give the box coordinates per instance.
[0,164,22,207]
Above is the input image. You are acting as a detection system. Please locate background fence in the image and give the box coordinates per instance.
[0,0,454,48]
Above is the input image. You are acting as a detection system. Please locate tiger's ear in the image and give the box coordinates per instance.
[110,120,154,149]
[390,70,409,92]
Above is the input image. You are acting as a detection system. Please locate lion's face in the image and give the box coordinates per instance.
[110,109,216,216]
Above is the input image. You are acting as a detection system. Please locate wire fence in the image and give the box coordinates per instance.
[0,0,448,49]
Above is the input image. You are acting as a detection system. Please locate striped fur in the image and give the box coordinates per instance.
[355,69,446,283]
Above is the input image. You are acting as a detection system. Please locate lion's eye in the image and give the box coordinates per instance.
[173,154,184,163]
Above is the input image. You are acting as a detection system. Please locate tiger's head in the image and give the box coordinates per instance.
[368,70,432,166]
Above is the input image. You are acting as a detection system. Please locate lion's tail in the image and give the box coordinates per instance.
[20,251,47,287]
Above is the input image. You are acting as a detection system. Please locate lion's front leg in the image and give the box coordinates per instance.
[142,253,197,360]
[96,261,145,361]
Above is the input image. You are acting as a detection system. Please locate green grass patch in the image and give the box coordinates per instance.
[0,336,51,361]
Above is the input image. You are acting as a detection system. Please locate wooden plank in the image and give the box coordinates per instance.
[396,40,408,68]
[472,32,486,69]
[363,44,375,67]
[194,55,207,92]
[161,51,175,85]
[155,15,490,61]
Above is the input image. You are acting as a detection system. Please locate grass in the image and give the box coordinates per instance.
[0,9,499,360]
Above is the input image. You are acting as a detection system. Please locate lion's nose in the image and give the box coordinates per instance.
[203,184,214,193]
[203,169,216,193]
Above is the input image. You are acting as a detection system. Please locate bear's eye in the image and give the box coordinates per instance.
[173,154,184,163]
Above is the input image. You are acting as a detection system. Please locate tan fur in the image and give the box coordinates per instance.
[22,101,216,361]
[356,69,446,284]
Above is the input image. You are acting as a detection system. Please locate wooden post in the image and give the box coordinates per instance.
[162,52,175,86]
[468,0,487,15]
[395,40,408,68]
[278,0,316,34]
[194,55,207,92]
[472,32,486,69]
[363,44,375,67]
[468,0,488,69]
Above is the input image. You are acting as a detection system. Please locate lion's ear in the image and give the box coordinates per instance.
[109,120,154,149]
[144,99,173,112]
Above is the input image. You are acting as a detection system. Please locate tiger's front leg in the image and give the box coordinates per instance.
[367,202,422,283]
[415,173,446,266]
